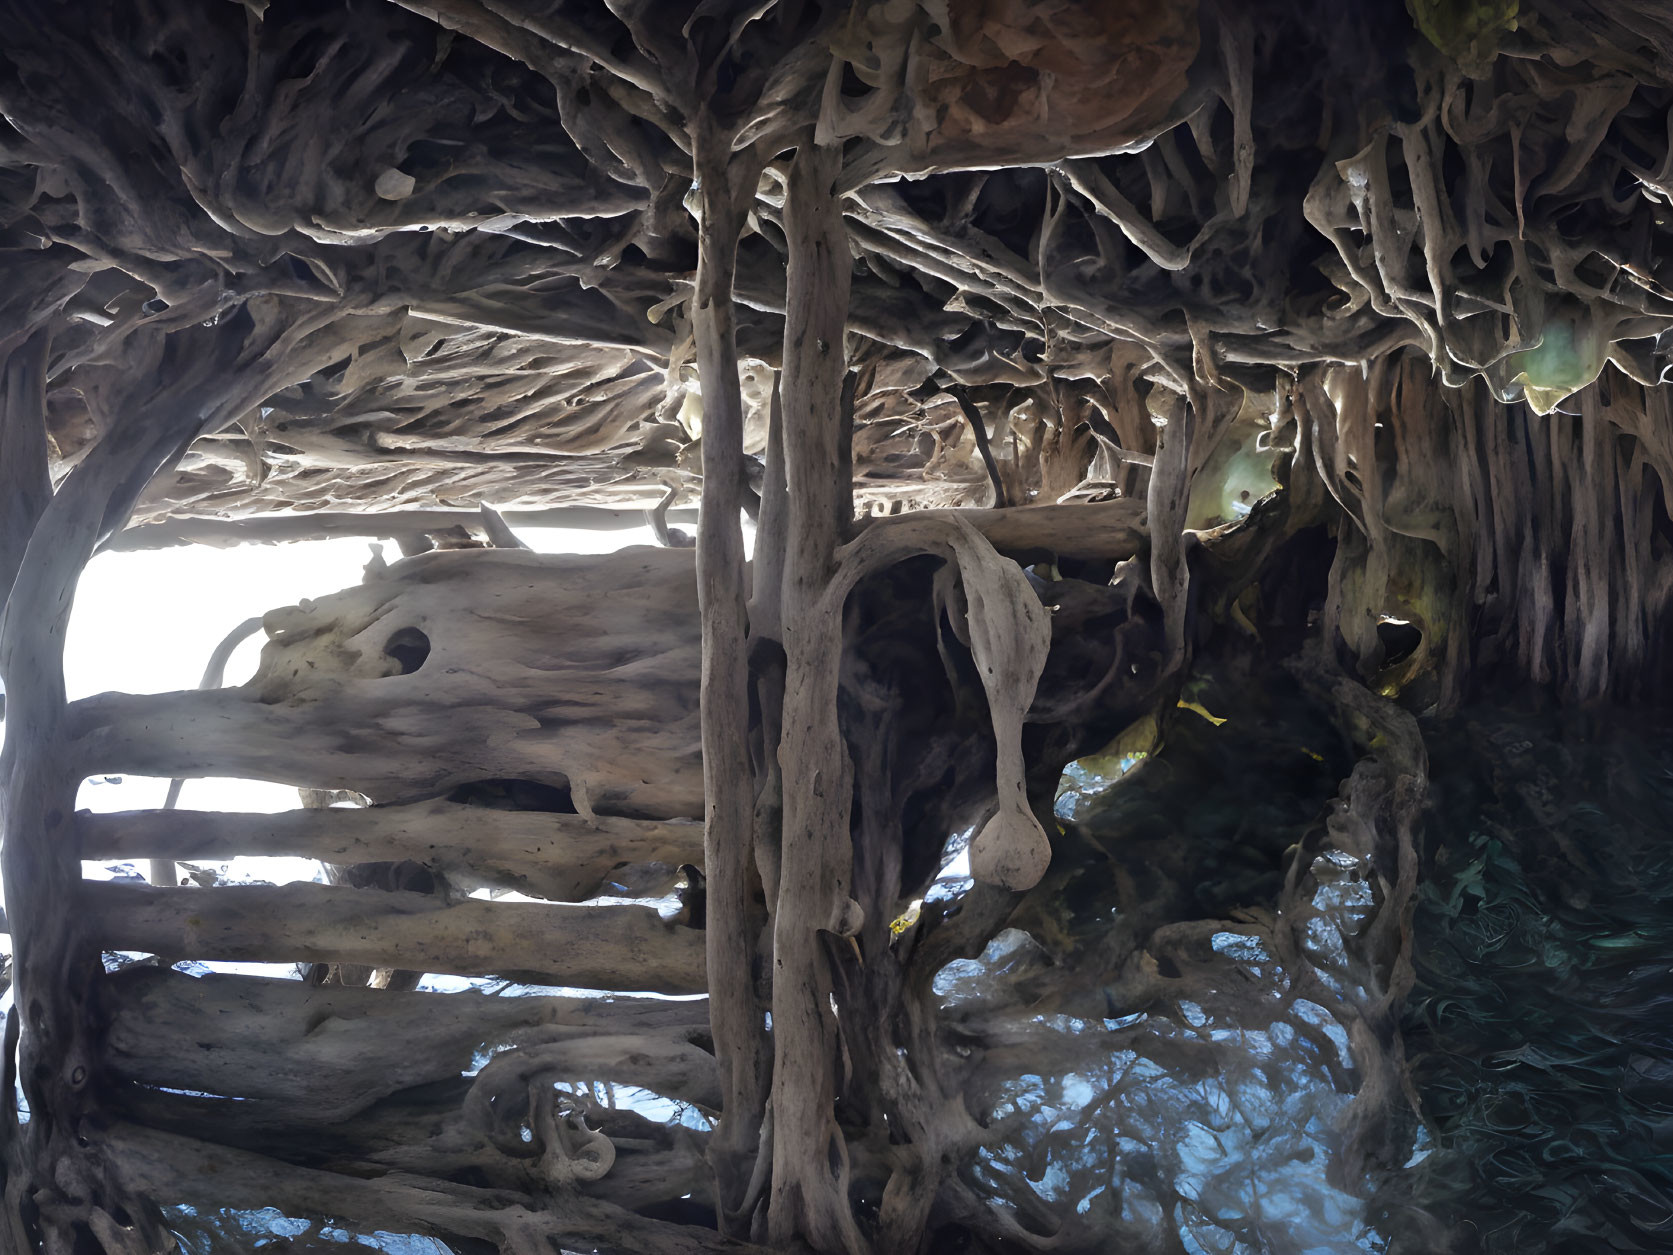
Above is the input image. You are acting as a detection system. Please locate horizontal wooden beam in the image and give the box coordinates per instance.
[83,881,708,995]
[859,498,1146,562]
[96,1121,766,1255]
[79,801,705,902]
[104,966,709,1122]
[106,505,700,551]
[108,500,1144,559]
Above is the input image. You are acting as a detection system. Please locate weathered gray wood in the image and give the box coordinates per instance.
[104,966,709,1122]
[767,139,863,1255]
[106,499,1137,560]
[1,309,391,1252]
[761,142,1059,1251]
[0,330,52,617]
[951,389,1010,508]
[0,325,60,1255]
[857,498,1146,562]
[105,506,701,551]
[70,546,707,819]
[96,1121,770,1255]
[690,117,772,1218]
[83,881,708,995]
[153,615,266,890]
[80,801,703,902]
[465,1032,722,1113]
[70,511,1132,835]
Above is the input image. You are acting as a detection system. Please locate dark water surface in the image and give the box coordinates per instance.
[1379,704,1673,1254]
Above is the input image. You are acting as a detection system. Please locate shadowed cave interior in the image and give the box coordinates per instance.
[4,0,1673,1252]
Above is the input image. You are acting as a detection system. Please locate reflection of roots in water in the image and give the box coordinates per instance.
[946,904,1379,1251]
[941,675,1393,1252]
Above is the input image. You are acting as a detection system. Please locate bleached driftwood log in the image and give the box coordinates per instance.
[72,503,1147,825]
[104,967,709,1122]
[80,802,703,902]
[85,881,707,995]
[690,113,774,1219]
[72,546,707,818]
[105,506,699,551]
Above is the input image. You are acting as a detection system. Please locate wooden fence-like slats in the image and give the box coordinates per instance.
[84,880,708,995]
[80,802,704,902]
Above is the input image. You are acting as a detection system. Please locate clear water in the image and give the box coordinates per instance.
[944,666,1387,1252]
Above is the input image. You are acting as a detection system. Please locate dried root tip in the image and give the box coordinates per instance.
[969,806,1052,891]
[828,897,865,937]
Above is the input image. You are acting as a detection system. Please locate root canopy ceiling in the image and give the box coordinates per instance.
[5,1,1673,1254]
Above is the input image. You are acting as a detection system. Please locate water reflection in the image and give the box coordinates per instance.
[942,670,1387,1251]
[165,1204,453,1253]
[956,690,1673,1253]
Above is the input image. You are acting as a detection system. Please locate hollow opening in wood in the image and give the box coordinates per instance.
[1376,617,1422,669]
[381,627,431,675]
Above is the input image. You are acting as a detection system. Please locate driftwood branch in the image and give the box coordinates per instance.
[105,966,708,1123]
[105,507,702,551]
[84,881,708,995]
[690,116,772,1219]
[766,139,862,1255]
[71,547,709,818]
[5,2,1673,1250]
[153,614,265,887]
[81,802,704,903]
[98,1121,768,1255]
[0,329,52,615]
[950,388,1010,509]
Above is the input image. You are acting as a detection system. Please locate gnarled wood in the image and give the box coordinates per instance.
[767,139,862,1255]
[105,506,700,551]
[7,1,1673,1250]
[0,330,52,616]
[857,498,1147,562]
[71,546,706,819]
[98,1121,767,1255]
[84,881,708,995]
[104,966,709,1123]
[690,116,773,1219]
[80,802,703,903]
[1,308,390,1252]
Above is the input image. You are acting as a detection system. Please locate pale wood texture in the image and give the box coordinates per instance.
[72,546,706,818]
[84,881,708,995]
[106,506,699,551]
[766,140,862,1254]
[104,967,709,1122]
[690,118,773,1219]
[80,802,703,902]
[99,1122,769,1255]
[7,2,1673,1251]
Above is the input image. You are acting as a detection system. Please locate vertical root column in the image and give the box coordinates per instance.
[691,117,772,1225]
[765,141,862,1255]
